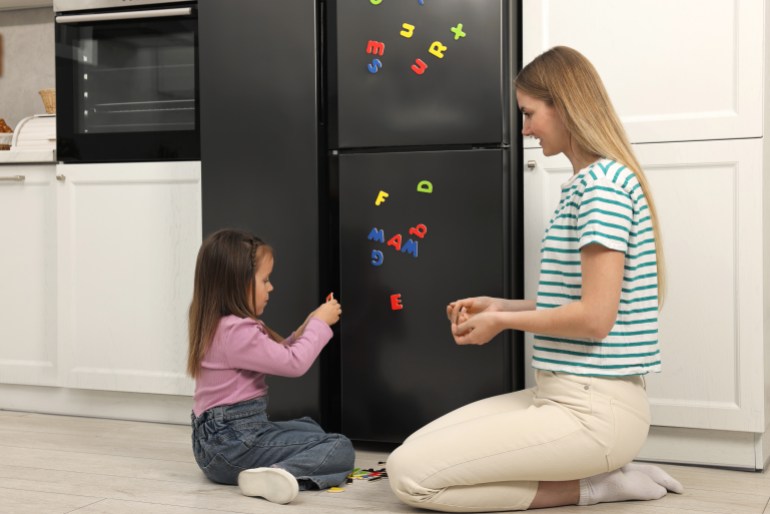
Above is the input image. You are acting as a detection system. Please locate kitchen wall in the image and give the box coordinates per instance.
[0,7,54,130]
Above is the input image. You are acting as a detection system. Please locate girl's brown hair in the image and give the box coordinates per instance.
[187,229,273,378]
[515,46,666,304]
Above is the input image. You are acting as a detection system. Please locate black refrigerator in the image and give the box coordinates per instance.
[199,0,522,443]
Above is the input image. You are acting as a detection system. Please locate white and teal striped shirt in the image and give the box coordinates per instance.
[532,158,661,376]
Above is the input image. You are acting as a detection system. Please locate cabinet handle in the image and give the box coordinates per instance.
[526,160,537,170]
[0,175,25,182]
[56,174,66,182]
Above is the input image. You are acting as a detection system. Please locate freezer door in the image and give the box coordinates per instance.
[338,149,510,443]
[329,0,507,149]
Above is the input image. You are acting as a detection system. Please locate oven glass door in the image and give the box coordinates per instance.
[56,5,199,162]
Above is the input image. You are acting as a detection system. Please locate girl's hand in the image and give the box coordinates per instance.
[447,296,500,323]
[312,299,342,327]
[451,312,501,346]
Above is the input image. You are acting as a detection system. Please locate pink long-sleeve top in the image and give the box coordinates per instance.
[193,314,333,417]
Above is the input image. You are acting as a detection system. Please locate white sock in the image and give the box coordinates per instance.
[237,467,299,504]
[578,463,684,506]
[621,462,684,494]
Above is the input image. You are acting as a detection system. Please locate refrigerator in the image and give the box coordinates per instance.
[199,0,522,443]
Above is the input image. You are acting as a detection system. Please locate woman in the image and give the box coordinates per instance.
[387,46,683,512]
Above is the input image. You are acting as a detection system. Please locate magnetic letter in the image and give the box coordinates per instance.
[416,180,433,193]
[428,41,448,59]
[411,58,427,75]
[401,239,419,257]
[367,58,383,74]
[367,227,385,243]
[371,249,384,266]
[400,23,415,38]
[451,23,466,40]
[366,40,385,56]
[370,0,383,5]
[375,190,389,206]
[387,234,403,251]
[408,223,427,239]
[390,293,404,310]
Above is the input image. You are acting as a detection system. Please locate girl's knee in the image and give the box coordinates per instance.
[339,434,356,462]
[326,433,356,469]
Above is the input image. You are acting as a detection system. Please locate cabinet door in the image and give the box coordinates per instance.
[521,0,762,145]
[523,139,764,432]
[57,162,201,395]
[0,165,57,386]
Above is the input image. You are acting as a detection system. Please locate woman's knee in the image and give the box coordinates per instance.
[387,444,435,506]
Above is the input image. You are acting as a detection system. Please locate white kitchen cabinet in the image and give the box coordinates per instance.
[56,161,200,396]
[521,0,763,145]
[0,160,200,400]
[522,139,770,469]
[0,164,58,386]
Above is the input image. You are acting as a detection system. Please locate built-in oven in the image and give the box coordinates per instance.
[54,0,199,163]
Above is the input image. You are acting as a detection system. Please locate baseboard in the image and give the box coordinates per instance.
[638,425,763,470]
[0,383,192,425]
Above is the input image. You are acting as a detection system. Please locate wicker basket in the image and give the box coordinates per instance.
[39,88,56,114]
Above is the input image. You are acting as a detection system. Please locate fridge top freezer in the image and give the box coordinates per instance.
[328,0,508,149]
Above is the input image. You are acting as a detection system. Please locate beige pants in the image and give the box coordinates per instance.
[387,370,650,512]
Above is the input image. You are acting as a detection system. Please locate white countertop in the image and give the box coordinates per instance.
[0,149,56,164]
[0,0,52,10]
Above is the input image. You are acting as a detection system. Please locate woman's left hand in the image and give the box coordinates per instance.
[452,312,501,346]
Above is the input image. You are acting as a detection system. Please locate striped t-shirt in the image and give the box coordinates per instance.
[532,158,661,376]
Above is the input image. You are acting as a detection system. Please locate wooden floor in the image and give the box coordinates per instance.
[1,410,769,514]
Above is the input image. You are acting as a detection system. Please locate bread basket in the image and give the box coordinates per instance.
[0,118,12,150]
[39,88,56,115]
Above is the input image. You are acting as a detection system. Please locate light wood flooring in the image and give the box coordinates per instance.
[1,410,769,514]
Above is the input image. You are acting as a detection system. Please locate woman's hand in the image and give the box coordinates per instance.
[447,296,501,323]
[451,312,502,346]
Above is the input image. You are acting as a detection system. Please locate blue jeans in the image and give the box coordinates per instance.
[191,396,355,490]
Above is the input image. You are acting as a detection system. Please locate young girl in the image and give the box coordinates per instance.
[188,229,354,504]
[387,46,683,512]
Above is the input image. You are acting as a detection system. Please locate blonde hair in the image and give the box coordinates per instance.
[187,229,273,378]
[516,46,666,305]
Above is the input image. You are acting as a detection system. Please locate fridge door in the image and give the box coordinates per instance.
[338,148,511,442]
[329,0,507,149]
[198,0,324,422]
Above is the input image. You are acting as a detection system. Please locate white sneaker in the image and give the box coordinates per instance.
[237,467,299,504]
